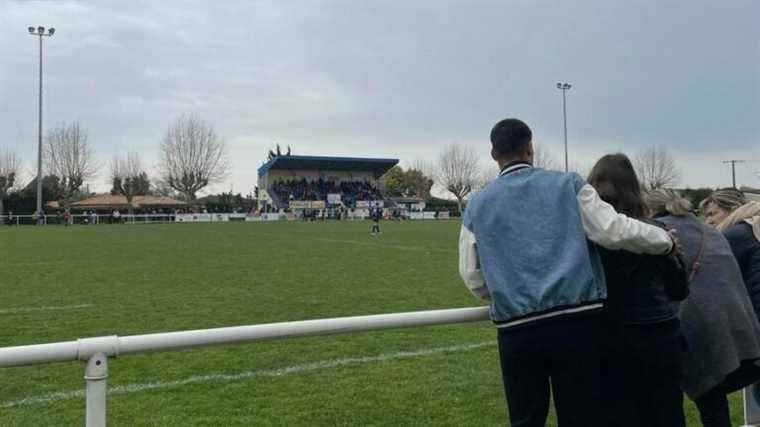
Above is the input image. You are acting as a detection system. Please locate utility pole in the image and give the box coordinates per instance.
[723,160,746,188]
[556,82,572,172]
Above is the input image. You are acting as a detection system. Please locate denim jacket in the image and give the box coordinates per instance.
[459,163,674,328]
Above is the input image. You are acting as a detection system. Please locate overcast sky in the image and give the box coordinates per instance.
[1,0,758,196]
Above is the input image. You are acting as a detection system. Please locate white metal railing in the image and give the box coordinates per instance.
[0,213,179,226]
[0,307,490,426]
[0,212,455,226]
[1,305,759,426]
[745,385,760,427]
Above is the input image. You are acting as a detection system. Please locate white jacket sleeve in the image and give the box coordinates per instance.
[577,184,673,255]
[458,225,491,301]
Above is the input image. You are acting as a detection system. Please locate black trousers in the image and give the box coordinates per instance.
[695,361,760,427]
[497,315,605,427]
[695,388,731,427]
[601,318,685,427]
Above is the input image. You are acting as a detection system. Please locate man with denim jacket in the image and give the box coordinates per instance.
[459,118,676,427]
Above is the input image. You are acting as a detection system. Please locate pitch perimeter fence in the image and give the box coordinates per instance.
[1,306,760,426]
[0,211,452,226]
[0,307,489,426]
[0,213,177,226]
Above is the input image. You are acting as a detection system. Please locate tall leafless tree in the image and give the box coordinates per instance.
[159,115,229,201]
[110,152,150,215]
[0,150,21,223]
[533,143,560,171]
[633,146,681,190]
[478,143,558,188]
[480,162,503,186]
[150,178,181,199]
[435,144,481,213]
[410,158,435,179]
[44,122,98,207]
[405,158,435,199]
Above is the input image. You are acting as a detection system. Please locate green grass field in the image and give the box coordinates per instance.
[0,221,744,425]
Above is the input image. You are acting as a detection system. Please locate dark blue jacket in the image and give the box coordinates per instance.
[598,220,689,325]
[724,222,760,320]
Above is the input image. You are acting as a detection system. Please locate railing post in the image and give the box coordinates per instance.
[743,384,760,427]
[85,352,108,427]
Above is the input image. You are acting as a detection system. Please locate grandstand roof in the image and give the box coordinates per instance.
[258,155,399,178]
[68,195,186,209]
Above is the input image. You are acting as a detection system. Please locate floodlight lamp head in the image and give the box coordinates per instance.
[564,83,572,89]
[48,27,55,35]
[556,82,562,89]
[37,26,45,34]
[28,26,36,34]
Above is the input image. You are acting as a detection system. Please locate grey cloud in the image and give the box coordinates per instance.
[1,0,758,194]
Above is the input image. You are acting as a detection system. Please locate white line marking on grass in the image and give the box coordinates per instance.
[1,341,494,408]
[310,237,457,254]
[252,231,457,254]
[0,304,94,315]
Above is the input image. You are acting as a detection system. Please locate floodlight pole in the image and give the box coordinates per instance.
[37,34,43,216]
[556,82,572,172]
[28,26,55,218]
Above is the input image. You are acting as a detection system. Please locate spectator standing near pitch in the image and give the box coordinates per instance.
[459,118,676,427]
[587,154,689,427]
[701,188,745,228]
[647,189,760,427]
[701,189,760,320]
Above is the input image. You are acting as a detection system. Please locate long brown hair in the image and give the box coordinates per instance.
[587,153,647,219]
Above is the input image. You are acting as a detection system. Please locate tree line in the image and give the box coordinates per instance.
[0,115,230,219]
[0,116,688,220]
[385,142,684,215]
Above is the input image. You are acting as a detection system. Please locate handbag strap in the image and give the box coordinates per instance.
[688,226,707,282]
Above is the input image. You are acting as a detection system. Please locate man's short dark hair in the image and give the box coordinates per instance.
[490,118,532,157]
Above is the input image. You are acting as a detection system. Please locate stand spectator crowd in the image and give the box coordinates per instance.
[270,178,380,206]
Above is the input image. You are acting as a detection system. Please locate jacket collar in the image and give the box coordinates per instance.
[499,161,532,177]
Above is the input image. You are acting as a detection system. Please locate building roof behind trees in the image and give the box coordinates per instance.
[47,195,186,210]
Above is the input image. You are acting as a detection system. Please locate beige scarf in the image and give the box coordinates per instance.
[716,201,760,241]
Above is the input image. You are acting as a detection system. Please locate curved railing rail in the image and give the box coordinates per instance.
[0,307,490,426]
[3,305,758,427]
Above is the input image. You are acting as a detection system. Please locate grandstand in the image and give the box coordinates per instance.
[257,155,398,213]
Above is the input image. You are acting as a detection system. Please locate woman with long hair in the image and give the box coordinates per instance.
[646,189,760,427]
[587,154,689,427]
[701,189,760,321]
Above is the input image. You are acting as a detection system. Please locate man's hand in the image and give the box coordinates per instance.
[667,229,683,256]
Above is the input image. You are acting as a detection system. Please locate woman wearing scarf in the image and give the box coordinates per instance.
[647,189,760,427]
[701,189,760,320]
